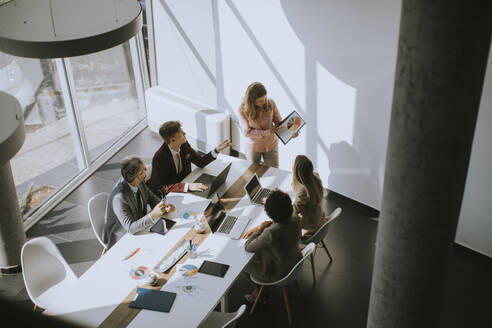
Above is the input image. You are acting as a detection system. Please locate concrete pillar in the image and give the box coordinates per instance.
[0,162,26,270]
[367,1,491,327]
[0,91,27,271]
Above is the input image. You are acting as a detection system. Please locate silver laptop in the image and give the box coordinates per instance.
[244,173,272,206]
[203,193,251,239]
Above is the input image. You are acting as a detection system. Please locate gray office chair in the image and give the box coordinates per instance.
[199,304,246,328]
[249,243,316,326]
[302,207,342,284]
[88,193,109,256]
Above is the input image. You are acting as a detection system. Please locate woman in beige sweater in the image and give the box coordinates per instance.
[292,155,326,237]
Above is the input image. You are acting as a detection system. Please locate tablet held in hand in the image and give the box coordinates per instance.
[275,110,306,144]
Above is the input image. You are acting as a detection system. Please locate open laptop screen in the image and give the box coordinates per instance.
[207,211,226,233]
[245,174,261,199]
[203,193,223,233]
[208,163,231,197]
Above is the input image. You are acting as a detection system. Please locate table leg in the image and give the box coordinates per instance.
[221,291,228,313]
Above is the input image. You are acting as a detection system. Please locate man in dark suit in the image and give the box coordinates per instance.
[147,121,232,195]
[102,156,173,248]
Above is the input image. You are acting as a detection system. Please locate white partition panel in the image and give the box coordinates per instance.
[146,87,230,152]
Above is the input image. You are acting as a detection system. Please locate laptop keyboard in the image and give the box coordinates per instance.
[194,173,214,184]
[218,215,237,234]
[190,186,211,198]
[156,240,189,273]
[254,188,271,204]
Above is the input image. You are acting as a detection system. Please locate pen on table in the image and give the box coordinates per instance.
[122,247,141,261]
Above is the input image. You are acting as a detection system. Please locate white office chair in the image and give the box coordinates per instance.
[301,207,342,284]
[88,192,109,256]
[249,243,316,326]
[21,237,78,311]
[199,304,246,328]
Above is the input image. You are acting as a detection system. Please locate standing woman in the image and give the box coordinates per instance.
[239,82,282,168]
[292,155,326,238]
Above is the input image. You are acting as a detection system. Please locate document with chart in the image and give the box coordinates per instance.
[275,110,306,144]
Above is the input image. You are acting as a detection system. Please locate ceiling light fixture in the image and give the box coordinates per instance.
[0,0,142,58]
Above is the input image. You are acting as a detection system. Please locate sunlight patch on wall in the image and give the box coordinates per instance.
[316,61,356,147]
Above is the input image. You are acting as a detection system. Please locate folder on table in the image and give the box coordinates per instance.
[129,288,177,313]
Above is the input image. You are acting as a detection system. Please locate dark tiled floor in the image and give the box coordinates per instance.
[226,194,378,328]
[0,129,162,310]
[1,128,492,327]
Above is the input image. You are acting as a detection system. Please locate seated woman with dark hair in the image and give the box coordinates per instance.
[241,189,302,301]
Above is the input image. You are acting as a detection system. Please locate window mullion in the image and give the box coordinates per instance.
[55,58,91,169]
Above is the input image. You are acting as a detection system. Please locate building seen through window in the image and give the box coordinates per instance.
[0,39,146,222]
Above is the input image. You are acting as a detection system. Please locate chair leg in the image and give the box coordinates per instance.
[101,248,107,257]
[33,304,37,312]
[282,287,293,326]
[294,280,304,299]
[310,253,316,285]
[249,285,264,315]
[321,240,333,262]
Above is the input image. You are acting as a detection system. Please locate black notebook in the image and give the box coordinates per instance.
[129,288,177,313]
[198,260,230,278]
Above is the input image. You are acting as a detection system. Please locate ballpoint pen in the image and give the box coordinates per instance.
[122,247,141,261]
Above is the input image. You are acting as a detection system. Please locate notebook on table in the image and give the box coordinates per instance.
[129,288,177,313]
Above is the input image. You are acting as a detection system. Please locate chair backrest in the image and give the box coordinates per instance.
[273,242,316,287]
[303,207,342,245]
[326,207,342,224]
[223,304,247,328]
[88,193,109,248]
[21,237,76,308]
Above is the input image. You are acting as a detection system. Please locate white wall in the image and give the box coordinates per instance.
[152,0,401,210]
[456,48,492,257]
[151,0,492,256]
[153,0,217,107]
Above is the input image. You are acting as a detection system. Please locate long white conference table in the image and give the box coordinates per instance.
[45,154,294,327]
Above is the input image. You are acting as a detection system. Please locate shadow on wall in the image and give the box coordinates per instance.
[281,0,400,208]
[328,141,381,208]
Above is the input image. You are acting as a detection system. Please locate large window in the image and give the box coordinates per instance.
[1,54,83,220]
[69,42,146,161]
[0,36,147,224]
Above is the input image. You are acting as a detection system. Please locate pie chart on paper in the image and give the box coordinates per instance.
[129,266,150,280]
[182,211,198,219]
[180,285,198,293]
[287,116,302,131]
[178,264,198,277]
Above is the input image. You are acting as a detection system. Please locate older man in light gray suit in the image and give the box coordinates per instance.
[102,156,173,248]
